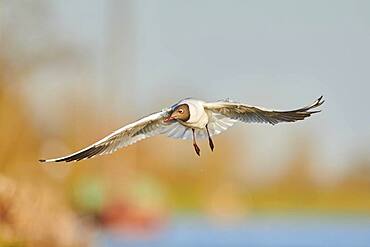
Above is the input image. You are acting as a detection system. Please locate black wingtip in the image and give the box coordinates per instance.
[39,159,46,163]
[314,95,325,108]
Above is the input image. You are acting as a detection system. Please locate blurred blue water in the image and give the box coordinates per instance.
[94,215,370,247]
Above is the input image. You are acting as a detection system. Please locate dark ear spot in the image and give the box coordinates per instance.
[181,104,190,121]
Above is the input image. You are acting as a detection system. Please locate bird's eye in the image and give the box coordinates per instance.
[178,109,184,114]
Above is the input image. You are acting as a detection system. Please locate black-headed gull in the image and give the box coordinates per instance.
[39,96,324,162]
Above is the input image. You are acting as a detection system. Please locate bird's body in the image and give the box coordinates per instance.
[40,96,324,163]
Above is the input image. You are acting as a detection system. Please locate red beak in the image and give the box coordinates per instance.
[164,116,175,123]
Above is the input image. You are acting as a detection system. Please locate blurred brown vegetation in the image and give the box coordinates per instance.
[0,58,89,246]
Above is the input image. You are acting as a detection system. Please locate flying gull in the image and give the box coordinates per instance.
[39,96,324,162]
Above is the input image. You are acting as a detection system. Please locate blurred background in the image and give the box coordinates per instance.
[1,0,370,246]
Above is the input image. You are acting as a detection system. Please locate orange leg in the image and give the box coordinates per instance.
[192,129,201,156]
[206,125,214,151]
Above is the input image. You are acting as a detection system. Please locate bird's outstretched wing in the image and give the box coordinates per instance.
[204,96,324,125]
[39,108,174,163]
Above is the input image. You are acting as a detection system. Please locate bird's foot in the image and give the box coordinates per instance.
[208,138,214,152]
[193,143,201,156]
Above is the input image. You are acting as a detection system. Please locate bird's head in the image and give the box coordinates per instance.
[164,104,190,122]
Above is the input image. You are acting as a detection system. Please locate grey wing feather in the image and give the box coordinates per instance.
[164,113,236,140]
[204,113,236,137]
[39,108,173,163]
[165,124,193,140]
[204,96,324,125]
